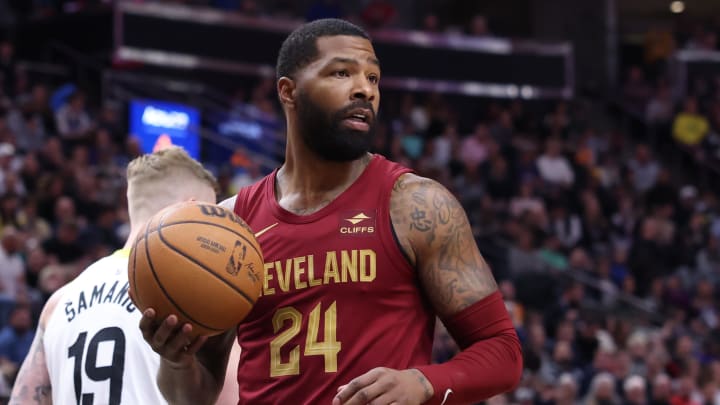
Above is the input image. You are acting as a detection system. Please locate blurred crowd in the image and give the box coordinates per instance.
[0,3,719,405]
[622,17,720,173]
[0,0,495,38]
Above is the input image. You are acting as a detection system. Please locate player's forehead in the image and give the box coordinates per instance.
[312,35,378,67]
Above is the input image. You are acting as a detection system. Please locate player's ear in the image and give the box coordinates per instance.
[277,77,296,109]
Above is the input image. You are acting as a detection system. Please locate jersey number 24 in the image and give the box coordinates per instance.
[270,301,341,377]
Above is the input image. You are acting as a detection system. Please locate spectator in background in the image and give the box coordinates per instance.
[55,90,94,148]
[508,226,545,276]
[696,234,720,283]
[629,217,669,297]
[7,106,46,154]
[549,202,583,250]
[537,137,575,187]
[622,66,652,118]
[0,304,34,366]
[430,122,458,169]
[646,82,675,126]
[96,101,124,146]
[559,373,582,405]
[624,375,648,405]
[650,374,672,405]
[460,122,491,170]
[585,372,619,405]
[42,219,86,265]
[673,97,710,149]
[627,144,660,193]
[0,226,25,301]
[510,179,546,219]
[485,155,516,201]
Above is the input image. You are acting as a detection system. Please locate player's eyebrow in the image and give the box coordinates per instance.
[326,57,381,68]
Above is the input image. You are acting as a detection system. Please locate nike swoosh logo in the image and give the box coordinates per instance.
[440,388,454,405]
[255,223,279,237]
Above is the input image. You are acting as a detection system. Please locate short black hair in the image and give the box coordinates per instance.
[276,18,370,80]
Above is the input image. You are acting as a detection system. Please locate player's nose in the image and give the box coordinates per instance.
[351,77,375,102]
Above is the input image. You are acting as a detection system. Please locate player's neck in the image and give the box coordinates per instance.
[281,153,371,191]
[123,227,140,251]
[277,145,372,212]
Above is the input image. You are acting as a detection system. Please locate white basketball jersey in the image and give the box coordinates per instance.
[44,250,167,405]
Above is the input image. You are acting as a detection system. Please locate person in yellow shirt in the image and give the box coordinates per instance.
[672,97,709,146]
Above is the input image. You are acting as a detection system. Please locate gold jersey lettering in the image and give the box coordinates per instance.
[293,256,308,290]
[341,250,358,283]
[307,255,321,287]
[275,259,292,292]
[263,262,276,296]
[261,249,376,296]
[323,252,340,284]
[360,249,376,282]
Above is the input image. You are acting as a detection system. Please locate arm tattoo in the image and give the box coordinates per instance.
[34,385,51,403]
[9,326,52,405]
[411,369,433,400]
[391,175,497,318]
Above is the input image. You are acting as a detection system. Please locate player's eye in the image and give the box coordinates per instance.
[333,70,350,78]
[368,74,380,85]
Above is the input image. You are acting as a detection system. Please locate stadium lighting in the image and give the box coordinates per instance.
[670,1,685,14]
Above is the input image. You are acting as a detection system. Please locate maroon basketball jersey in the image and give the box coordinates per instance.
[233,154,435,404]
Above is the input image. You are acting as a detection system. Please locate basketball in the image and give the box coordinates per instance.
[128,200,264,337]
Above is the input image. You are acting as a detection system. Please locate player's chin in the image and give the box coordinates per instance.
[325,142,370,162]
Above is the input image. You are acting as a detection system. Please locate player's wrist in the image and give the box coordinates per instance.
[413,365,453,405]
[161,356,197,371]
[408,368,435,403]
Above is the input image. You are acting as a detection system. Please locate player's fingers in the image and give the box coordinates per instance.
[334,368,390,405]
[152,314,179,347]
[366,391,401,405]
[164,323,193,355]
[341,379,395,405]
[138,308,157,341]
[185,333,209,356]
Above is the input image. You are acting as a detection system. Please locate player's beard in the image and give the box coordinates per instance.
[296,91,377,162]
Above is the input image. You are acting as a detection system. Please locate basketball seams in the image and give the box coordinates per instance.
[156,219,258,307]
[145,210,225,333]
[129,229,143,310]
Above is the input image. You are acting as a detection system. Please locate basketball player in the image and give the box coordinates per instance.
[140,19,523,405]
[9,147,222,405]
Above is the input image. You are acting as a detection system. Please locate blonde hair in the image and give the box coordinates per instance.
[127,146,217,189]
[126,146,218,227]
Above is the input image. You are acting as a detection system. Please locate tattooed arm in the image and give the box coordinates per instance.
[9,289,63,405]
[391,174,498,315]
[395,174,522,404]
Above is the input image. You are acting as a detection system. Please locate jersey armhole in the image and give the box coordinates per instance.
[390,220,413,267]
[377,169,416,277]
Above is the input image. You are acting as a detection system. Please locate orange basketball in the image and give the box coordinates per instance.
[128,200,263,337]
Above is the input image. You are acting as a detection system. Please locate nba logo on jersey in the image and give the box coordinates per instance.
[339,210,376,236]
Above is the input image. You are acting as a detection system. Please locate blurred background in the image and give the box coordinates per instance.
[2,0,720,404]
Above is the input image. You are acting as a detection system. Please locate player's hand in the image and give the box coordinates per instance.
[333,367,434,405]
[139,308,208,368]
